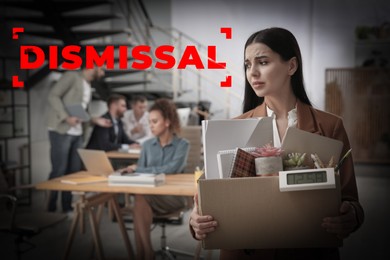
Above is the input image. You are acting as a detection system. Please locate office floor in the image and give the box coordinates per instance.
[1,164,389,260]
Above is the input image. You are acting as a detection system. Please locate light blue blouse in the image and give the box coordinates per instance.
[135,135,189,174]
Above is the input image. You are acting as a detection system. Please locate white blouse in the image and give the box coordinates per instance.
[266,106,297,147]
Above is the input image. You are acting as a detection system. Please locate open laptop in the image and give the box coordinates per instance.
[78,149,119,176]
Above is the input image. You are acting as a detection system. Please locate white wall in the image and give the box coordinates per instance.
[171,0,390,116]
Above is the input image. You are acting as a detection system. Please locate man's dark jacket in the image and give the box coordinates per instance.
[86,112,136,151]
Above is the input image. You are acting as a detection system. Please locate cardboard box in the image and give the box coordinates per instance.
[198,174,342,250]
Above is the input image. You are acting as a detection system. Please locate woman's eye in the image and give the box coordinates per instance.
[259,60,268,65]
[245,63,251,69]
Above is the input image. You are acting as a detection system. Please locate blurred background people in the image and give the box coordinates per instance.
[46,66,110,213]
[87,94,139,151]
[122,95,153,144]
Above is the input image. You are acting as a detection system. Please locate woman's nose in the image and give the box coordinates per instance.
[249,65,259,77]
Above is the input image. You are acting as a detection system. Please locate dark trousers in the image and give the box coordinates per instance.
[47,131,82,212]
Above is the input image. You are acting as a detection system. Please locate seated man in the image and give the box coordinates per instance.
[122,95,153,144]
[87,94,139,151]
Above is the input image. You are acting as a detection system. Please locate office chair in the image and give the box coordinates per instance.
[0,169,67,259]
[153,208,196,260]
[151,195,204,260]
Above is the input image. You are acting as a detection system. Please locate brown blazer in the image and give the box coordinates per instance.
[218,100,364,259]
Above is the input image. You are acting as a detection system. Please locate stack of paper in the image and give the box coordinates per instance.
[118,148,141,154]
[60,175,107,185]
[108,173,165,187]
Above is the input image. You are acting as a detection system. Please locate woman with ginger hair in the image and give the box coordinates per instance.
[124,98,189,259]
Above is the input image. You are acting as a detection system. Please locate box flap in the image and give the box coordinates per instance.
[281,128,344,166]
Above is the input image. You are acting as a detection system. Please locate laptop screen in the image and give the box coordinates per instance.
[77,149,116,176]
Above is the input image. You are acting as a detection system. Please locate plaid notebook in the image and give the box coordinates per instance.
[229,148,256,178]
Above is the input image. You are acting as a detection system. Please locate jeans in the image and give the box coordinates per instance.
[47,131,83,212]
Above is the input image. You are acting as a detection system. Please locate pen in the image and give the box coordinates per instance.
[311,153,322,169]
[335,148,352,172]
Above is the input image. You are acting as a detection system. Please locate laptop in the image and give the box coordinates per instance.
[66,104,91,122]
[78,149,118,176]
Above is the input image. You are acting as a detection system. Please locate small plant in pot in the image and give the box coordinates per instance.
[251,143,283,176]
[283,152,307,170]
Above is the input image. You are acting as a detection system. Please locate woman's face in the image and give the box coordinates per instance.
[245,42,295,98]
[149,110,170,137]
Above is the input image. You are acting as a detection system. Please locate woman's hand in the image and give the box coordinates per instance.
[189,193,218,240]
[322,201,358,239]
[119,164,137,174]
[126,164,137,173]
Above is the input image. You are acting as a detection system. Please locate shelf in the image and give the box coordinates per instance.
[0,104,29,108]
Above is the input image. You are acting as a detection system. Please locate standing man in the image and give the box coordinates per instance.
[87,94,139,151]
[46,67,110,213]
[122,95,153,144]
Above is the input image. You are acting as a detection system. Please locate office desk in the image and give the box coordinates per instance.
[36,172,195,196]
[35,172,196,260]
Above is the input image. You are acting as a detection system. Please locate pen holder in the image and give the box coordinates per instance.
[255,156,283,176]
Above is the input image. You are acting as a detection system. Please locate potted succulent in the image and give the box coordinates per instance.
[283,152,307,170]
[251,143,283,176]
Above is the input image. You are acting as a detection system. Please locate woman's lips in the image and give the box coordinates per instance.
[252,81,265,88]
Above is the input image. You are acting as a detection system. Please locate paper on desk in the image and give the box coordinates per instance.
[60,175,107,185]
[118,148,141,154]
[108,173,165,187]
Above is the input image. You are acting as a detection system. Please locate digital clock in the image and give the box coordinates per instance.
[279,168,336,192]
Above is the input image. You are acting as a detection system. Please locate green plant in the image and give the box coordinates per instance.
[283,152,306,168]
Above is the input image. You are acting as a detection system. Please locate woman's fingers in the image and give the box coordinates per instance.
[189,199,218,239]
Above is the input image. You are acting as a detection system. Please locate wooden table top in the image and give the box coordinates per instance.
[35,171,196,196]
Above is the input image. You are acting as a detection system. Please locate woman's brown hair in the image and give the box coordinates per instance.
[149,98,181,134]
